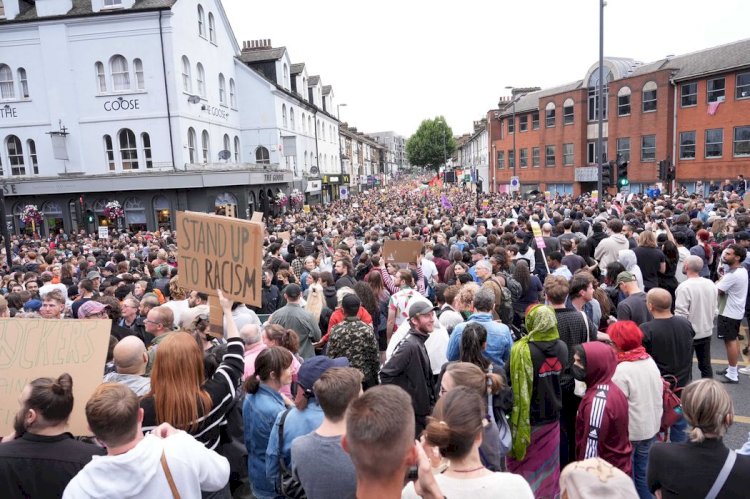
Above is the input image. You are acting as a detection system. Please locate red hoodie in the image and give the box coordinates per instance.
[575,342,633,476]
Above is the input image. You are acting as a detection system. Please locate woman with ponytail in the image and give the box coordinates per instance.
[401,387,533,498]
[690,229,713,278]
[264,324,302,399]
[648,379,750,498]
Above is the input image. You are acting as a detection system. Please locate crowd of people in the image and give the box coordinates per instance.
[1,176,750,499]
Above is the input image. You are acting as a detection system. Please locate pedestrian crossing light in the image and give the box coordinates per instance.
[86,213,94,224]
[616,155,629,188]
[601,162,613,187]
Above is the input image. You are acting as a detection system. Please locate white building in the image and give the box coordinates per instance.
[369,130,407,176]
[457,119,489,192]
[0,0,338,234]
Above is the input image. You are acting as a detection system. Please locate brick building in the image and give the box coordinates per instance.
[489,38,750,196]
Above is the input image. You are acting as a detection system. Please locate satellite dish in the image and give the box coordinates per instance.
[218,150,231,160]
[187,95,201,104]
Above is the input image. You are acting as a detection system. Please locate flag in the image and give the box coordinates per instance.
[708,100,722,116]
[440,194,453,210]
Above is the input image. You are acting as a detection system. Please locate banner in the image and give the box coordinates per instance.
[176,211,264,307]
[383,240,423,264]
[0,319,111,436]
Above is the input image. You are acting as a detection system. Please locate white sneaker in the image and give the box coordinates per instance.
[739,366,750,376]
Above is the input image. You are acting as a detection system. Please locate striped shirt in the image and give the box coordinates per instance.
[140,337,245,450]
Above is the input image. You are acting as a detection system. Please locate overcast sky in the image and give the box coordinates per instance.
[222,0,750,138]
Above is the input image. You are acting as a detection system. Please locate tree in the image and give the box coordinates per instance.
[406,116,457,171]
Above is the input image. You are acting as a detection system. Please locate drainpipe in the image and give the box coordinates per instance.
[159,10,178,171]
[671,76,678,194]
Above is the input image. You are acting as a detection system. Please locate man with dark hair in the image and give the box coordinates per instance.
[715,244,748,383]
[269,283,321,359]
[0,374,105,499]
[380,301,436,436]
[291,367,363,499]
[72,278,95,319]
[63,383,229,498]
[334,258,356,289]
[327,294,380,389]
[594,218,630,273]
[547,251,572,280]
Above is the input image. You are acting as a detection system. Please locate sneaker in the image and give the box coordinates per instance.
[739,366,750,376]
[715,368,728,376]
[719,374,739,384]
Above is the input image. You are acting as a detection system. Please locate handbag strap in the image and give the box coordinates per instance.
[160,450,181,499]
[706,450,736,499]
[277,407,294,474]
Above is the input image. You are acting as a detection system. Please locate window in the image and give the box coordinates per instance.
[563,143,574,165]
[737,72,750,99]
[532,111,539,130]
[104,0,123,6]
[563,98,574,124]
[234,136,240,162]
[282,104,287,128]
[17,68,28,98]
[507,117,514,134]
[256,146,270,165]
[705,129,723,158]
[617,87,631,116]
[196,63,206,97]
[110,55,130,91]
[519,148,528,168]
[707,77,725,103]
[208,13,216,43]
[301,113,306,133]
[642,81,657,112]
[545,102,555,127]
[0,64,14,99]
[519,115,528,132]
[734,126,750,157]
[508,150,515,169]
[641,135,656,162]
[681,82,697,107]
[201,130,210,163]
[133,59,144,90]
[616,137,630,163]
[95,62,106,93]
[545,145,555,167]
[188,127,197,163]
[141,133,152,168]
[104,135,115,170]
[223,134,230,156]
[27,139,38,174]
[7,135,24,175]
[181,56,191,93]
[197,5,206,37]
[229,78,236,108]
[322,122,326,140]
[679,131,696,159]
[532,147,540,167]
[587,142,608,164]
[290,108,295,130]
[218,73,226,105]
[119,129,138,169]
[283,64,289,89]
[497,150,504,169]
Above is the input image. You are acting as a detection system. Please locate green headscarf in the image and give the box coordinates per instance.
[508,304,560,460]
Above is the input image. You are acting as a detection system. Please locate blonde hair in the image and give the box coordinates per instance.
[682,378,734,443]
[455,282,479,312]
[305,284,325,322]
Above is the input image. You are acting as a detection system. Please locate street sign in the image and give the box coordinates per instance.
[98,226,108,239]
[510,176,520,192]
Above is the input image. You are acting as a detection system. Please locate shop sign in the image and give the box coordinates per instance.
[264,173,286,182]
[306,180,321,192]
[104,97,140,111]
[0,106,18,118]
[2,184,18,195]
[575,167,599,182]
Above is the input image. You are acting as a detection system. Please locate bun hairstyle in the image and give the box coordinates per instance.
[243,346,293,394]
[682,378,734,443]
[445,362,505,398]
[264,324,300,354]
[424,387,484,460]
[27,373,74,424]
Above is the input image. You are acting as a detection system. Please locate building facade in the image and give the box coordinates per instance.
[490,39,750,196]
[456,119,488,192]
[339,124,385,193]
[369,130,407,176]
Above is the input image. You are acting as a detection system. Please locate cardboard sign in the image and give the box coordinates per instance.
[0,319,111,436]
[98,226,108,239]
[303,205,310,213]
[176,211,263,307]
[744,192,750,207]
[531,222,545,249]
[208,295,223,333]
[277,231,290,243]
[383,240,423,264]
[251,212,263,223]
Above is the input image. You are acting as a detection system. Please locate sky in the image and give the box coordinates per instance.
[222,0,750,138]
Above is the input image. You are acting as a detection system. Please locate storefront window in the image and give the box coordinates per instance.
[42,201,64,236]
[124,197,147,233]
[153,195,172,230]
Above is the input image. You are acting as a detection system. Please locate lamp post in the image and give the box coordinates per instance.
[505,86,518,195]
[596,0,605,208]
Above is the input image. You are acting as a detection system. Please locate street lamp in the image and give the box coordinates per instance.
[505,86,518,192]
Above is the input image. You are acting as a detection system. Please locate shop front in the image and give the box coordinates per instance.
[305,178,322,205]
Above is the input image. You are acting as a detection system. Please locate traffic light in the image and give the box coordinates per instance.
[617,155,629,188]
[86,213,94,224]
[666,163,676,181]
[601,161,613,187]
[658,160,667,181]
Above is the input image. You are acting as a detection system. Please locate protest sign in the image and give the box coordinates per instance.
[0,319,111,436]
[383,240,423,264]
[176,211,263,307]
[98,226,108,239]
[251,212,263,223]
[303,205,310,213]
[277,231,291,243]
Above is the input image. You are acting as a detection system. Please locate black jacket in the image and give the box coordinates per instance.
[323,285,338,310]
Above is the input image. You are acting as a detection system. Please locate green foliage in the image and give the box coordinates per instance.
[405,116,457,171]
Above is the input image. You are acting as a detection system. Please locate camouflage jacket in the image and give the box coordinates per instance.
[328,317,380,387]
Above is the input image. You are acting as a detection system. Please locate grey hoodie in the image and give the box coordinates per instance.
[594,233,629,273]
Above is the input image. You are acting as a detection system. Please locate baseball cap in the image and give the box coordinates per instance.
[24,299,42,312]
[296,356,349,391]
[78,300,110,319]
[408,301,434,319]
[615,271,637,287]
[86,271,101,280]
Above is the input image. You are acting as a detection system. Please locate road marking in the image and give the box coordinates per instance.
[693,359,749,366]
[736,416,750,425]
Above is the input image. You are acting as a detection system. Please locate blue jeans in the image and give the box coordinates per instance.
[632,436,656,499]
[669,413,688,443]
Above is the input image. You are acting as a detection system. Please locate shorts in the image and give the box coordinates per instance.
[718,315,741,341]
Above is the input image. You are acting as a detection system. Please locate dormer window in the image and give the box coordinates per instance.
[103,0,123,7]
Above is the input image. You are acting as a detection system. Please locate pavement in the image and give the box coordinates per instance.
[693,332,750,450]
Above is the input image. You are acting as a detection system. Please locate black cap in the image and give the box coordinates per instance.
[284,283,301,299]
[736,232,750,242]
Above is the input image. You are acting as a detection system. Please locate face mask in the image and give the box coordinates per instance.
[571,365,587,382]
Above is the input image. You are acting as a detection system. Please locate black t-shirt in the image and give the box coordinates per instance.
[634,246,666,290]
[617,292,653,325]
[562,254,587,274]
[648,439,750,498]
[640,316,695,388]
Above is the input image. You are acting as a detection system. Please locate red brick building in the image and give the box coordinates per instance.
[488,38,750,196]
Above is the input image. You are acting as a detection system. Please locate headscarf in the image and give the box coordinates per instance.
[508,304,559,460]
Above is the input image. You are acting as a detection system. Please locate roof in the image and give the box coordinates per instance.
[322,85,332,95]
[308,75,320,86]
[500,80,583,117]
[238,46,287,64]
[1,0,176,24]
[290,63,305,75]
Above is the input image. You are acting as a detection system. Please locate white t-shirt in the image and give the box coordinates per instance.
[421,258,439,285]
[716,266,748,320]
[401,471,534,499]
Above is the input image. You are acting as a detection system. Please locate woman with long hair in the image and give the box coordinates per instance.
[264,324,302,399]
[243,346,294,499]
[658,239,680,307]
[353,281,380,334]
[633,230,666,292]
[690,229,713,278]
[367,270,391,360]
[304,283,332,334]
[402,387,534,498]
[648,379,750,497]
[511,259,542,328]
[507,304,568,498]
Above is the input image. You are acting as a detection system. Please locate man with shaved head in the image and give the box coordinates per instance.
[103,336,150,396]
[640,288,696,443]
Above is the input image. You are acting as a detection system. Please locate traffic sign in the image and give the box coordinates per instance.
[510,176,520,192]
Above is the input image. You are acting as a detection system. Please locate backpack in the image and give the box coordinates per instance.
[484,278,514,326]
[499,271,523,302]
[660,375,683,440]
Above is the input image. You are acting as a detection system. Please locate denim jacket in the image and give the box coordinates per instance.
[243,383,285,497]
